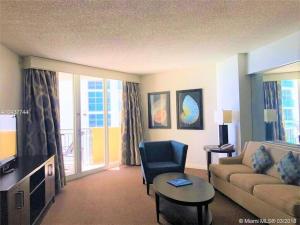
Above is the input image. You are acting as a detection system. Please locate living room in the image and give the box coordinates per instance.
[0,1,299,225]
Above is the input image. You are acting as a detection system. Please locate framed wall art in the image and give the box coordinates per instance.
[176,89,203,130]
[148,91,171,129]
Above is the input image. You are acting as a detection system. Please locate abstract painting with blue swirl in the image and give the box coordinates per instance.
[176,89,203,130]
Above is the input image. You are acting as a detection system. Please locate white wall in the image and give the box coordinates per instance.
[216,55,241,151]
[0,44,22,110]
[248,31,300,74]
[140,65,219,169]
[238,54,252,145]
[216,53,252,153]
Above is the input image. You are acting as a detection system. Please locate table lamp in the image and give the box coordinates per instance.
[215,110,232,146]
[264,109,277,140]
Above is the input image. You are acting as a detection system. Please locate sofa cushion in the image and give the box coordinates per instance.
[210,164,253,181]
[230,173,282,193]
[147,161,181,173]
[253,184,300,217]
[242,141,264,168]
[277,151,300,185]
[251,146,273,173]
[242,141,300,180]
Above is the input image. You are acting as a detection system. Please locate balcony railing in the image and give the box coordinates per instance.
[60,129,75,176]
[60,127,121,176]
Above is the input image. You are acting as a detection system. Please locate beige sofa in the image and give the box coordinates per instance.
[210,141,300,225]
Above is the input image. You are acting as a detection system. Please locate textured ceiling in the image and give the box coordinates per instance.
[1,0,300,75]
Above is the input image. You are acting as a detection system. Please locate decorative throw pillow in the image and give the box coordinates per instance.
[277,151,300,185]
[251,145,273,173]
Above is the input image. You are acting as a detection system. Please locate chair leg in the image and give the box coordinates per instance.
[143,177,145,184]
[147,183,150,195]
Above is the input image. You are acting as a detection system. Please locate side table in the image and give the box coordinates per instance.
[204,145,235,183]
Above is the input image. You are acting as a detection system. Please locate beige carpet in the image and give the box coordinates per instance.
[41,167,257,225]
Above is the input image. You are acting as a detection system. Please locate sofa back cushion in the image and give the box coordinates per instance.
[243,141,300,179]
[144,141,173,162]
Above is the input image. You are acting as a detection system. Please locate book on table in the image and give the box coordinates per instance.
[167,178,193,187]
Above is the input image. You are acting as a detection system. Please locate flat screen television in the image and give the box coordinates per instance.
[0,114,17,171]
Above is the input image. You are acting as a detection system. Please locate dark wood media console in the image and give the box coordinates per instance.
[0,155,55,225]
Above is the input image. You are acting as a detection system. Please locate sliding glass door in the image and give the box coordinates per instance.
[106,79,122,165]
[80,76,106,171]
[58,73,122,178]
[58,73,75,176]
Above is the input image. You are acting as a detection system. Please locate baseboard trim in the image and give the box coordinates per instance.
[185,163,207,170]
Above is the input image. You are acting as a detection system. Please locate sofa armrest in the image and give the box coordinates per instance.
[219,154,243,165]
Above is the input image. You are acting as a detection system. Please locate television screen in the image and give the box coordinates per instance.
[0,115,17,164]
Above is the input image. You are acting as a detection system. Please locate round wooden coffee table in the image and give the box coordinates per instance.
[153,172,215,225]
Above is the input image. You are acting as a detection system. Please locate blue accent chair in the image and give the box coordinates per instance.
[139,140,188,195]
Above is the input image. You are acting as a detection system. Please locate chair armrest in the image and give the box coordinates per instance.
[171,141,188,167]
[219,154,243,165]
[139,142,148,169]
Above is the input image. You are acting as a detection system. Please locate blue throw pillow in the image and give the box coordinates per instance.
[251,146,273,173]
[277,151,300,185]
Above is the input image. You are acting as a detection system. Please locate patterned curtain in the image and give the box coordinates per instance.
[121,82,143,165]
[263,81,285,141]
[23,68,66,193]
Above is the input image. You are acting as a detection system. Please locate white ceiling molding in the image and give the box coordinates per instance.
[263,72,300,82]
[23,56,141,83]
[263,61,300,74]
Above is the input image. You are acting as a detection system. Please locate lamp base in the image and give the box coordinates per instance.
[219,125,228,146]
[265,123,274,141]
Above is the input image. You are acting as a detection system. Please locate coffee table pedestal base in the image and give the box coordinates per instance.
[155,193,213,225]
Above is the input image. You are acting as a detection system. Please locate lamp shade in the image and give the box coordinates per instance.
[215,110,232,124]
[264,109,277,122]
[223,110,232,123]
